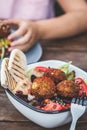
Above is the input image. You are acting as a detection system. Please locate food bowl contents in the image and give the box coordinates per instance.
[19,65,79,111]
[1,49,87,112]
[15,63,87,111]
[0,20,11,59]
[16,64,87,111]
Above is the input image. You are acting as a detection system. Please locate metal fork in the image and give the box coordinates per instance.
[70,95,87,130]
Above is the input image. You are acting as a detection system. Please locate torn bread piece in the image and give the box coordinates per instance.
[1,58,17,90]
[8,49,27,82]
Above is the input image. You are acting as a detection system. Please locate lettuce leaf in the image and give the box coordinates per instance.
[60,61,75,80]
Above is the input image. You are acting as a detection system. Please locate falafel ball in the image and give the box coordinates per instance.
[31,76,56,99]
[44,68,67,85]
[56,80,79,98]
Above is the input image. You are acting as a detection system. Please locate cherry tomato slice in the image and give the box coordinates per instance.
[35,66,47,72]
[75,77,87,96]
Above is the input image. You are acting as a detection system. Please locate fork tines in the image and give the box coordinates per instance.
[72,95,87,106]
[70,94,87,130]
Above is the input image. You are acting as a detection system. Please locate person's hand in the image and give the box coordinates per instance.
[5,19,40,52]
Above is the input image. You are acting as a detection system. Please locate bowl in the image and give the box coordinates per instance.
[5,60,87,128]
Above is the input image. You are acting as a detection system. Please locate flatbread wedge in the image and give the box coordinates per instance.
[1,58,17,90]
[8,49,27,82]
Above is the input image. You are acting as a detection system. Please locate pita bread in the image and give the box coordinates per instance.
[8,49,27,82]
[1,58,17,90]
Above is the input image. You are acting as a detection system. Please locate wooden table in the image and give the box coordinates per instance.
[0,32,87,130]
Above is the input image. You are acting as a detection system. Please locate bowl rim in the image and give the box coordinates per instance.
[6,88,70,114]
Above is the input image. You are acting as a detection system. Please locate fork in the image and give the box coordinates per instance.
[70,95,87,130]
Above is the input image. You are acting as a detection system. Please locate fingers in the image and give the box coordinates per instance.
[5,19,30,42]
[10,30,32,46]
[8,33,36,52]
[8,39,34,52]
[8,27,27,40]
[4,19,38,52]
[4,19,21,25]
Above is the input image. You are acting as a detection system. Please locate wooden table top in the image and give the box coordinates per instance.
[0,32,87,130]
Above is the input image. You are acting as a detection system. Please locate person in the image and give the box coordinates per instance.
[4,0,87,52]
